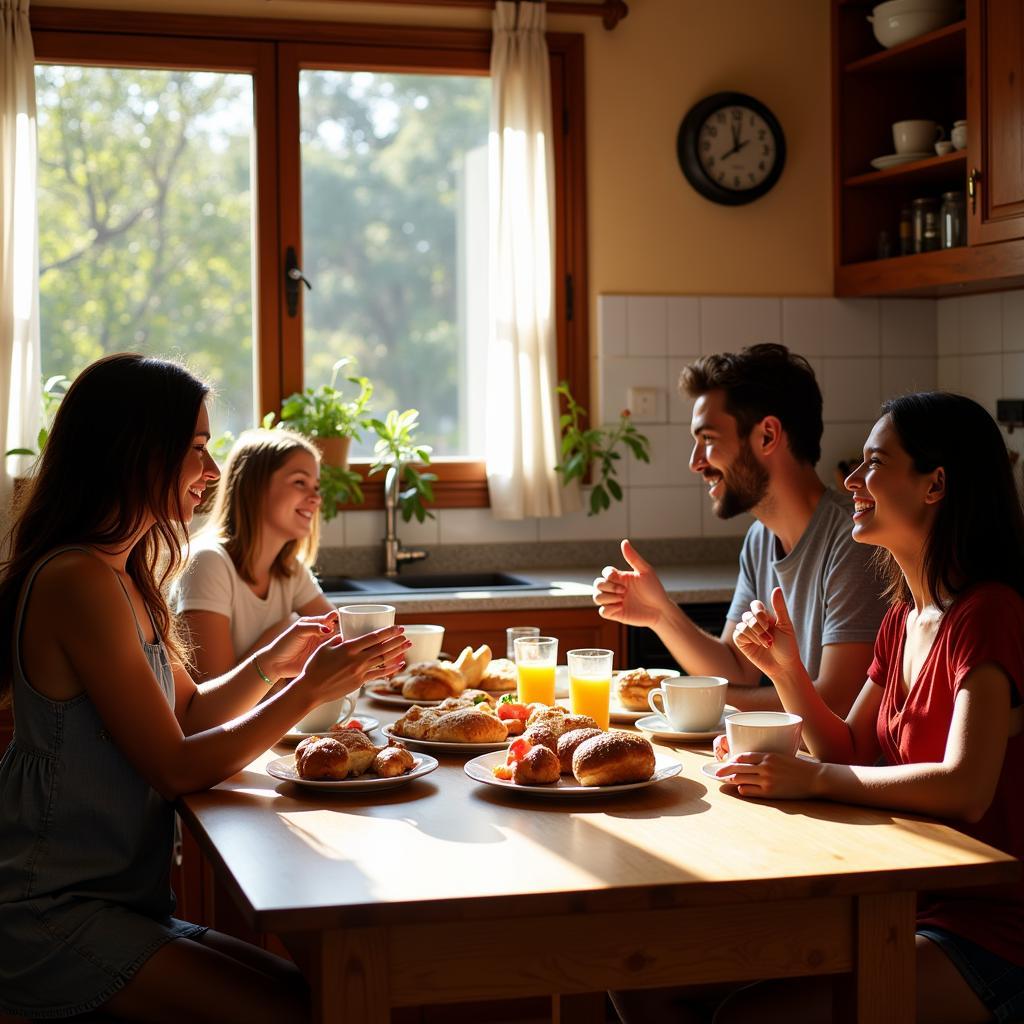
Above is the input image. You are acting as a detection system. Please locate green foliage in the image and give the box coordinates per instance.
[367,409,437,523]
[319,463,365,520]
[554,381,651,517]
[278,358,373,441]
[4,374,70,459]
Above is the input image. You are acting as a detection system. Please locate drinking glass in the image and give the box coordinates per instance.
[514,636,558,706]
[506,625,541,660]
[567,648,613,730]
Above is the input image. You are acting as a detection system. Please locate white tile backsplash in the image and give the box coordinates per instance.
[937,297,960,356]
[960,353,1003,414]
[881,356,937,399]
[667,296,701,357]
[626,296,668,356]
[438,508,540,545]
[598,295,627,358]
[822,358,881,421]
[960,293,1002,354]
[599,356,670,425]
[667,358,695,425]
[937,355,961,390]
[880,299,936,356]
[537,488,627,541]
[699,297,782,354]
[629,486,702,539]
[1003,292,1024,353]
[783,297,879,358]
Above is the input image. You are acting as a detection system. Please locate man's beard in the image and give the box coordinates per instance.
[712,440,768,519]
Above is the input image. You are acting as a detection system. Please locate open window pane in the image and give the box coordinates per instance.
[298,70,490,458]
[35,64,257,439]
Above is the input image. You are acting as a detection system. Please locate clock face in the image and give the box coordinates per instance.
[677,92,786,206]
[698,105,777,193]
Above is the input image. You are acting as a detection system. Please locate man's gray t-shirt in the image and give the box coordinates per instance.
[726,489,885,680]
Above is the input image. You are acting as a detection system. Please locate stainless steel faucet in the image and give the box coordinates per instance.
[383,464,428,578]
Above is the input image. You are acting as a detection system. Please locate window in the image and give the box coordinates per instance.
[31,13,589,508]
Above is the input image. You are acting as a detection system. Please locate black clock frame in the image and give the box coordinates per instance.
[677,91,786,207]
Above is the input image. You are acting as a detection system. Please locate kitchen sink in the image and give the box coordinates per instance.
[318,572,549,594]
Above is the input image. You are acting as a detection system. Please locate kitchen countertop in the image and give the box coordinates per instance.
[325,562,738,613]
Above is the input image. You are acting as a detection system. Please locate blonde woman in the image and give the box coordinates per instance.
[176,428,335,682]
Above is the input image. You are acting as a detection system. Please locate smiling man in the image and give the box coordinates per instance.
[593,343,886,716]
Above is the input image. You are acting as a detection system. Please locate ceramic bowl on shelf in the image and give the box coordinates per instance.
[935,140,954,156]
[867,6,958,48]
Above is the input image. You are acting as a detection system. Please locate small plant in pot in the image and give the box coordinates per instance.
[367,409,437,523]
[277,357,373,519]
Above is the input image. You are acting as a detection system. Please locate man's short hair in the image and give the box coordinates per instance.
[680,343,823,466]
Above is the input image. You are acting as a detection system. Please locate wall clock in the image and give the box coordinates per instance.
[677,91,786,206]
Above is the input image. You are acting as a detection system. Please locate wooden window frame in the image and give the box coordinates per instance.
[31,8,590,512]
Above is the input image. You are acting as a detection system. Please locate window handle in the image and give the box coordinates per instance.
[284,246,311,318]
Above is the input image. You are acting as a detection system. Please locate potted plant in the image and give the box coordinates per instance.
[278,357,373,469]
[367,409,437,522]
[554,381,651,516]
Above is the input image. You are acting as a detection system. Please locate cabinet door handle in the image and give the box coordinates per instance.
[968,168,981,214]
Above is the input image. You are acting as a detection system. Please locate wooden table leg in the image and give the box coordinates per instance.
[552,992,607,1024]
[302,926,390,1024]
[835,892,916,1024]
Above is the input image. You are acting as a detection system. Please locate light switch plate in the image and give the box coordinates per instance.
[627,386,659,421]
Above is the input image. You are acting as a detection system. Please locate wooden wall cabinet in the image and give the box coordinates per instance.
[833,0,1024,296]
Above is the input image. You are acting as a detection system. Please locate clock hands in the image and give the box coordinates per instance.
[721,117,750,160]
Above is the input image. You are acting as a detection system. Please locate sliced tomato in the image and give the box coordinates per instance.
[342,719,364,731]
[497,702,530,722]
[507,736,533,764]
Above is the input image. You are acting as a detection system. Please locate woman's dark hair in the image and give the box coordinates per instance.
[0,353,209,703]
[873,391,1024,606]
[679,343,823,465]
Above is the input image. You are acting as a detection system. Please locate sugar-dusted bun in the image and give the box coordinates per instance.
[295,736,350,780]
[425,707,508,744]
[400,661,465,701]
[572,732,655,787]
[480,657,517,692]
[512,745,560,785]
[373,743,415,778]
[557,727,603,774]
[561,713,600,736]
[522,723,559,755]
[326,728,379,775]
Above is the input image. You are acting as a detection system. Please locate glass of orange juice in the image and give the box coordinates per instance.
[567,648,613,730]
[514,636,558,706]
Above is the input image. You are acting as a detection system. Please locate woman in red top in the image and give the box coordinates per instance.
[714,392,1024,1024]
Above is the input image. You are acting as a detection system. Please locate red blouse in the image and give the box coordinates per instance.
[867,582,1024,965]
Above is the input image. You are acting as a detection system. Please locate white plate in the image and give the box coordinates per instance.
[381,722,510,754]
[265,752,438,791]
[870,151,931,170]
[365,687,443,708]
[464,749,682,797]
[279,715,380,745]
[635,706,737,742]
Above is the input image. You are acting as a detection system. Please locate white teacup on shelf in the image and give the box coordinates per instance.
[951,120,967,150]
[893,119,944,155]
[935,140,954,156]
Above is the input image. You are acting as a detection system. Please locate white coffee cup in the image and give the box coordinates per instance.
[293,693,356,734]
[951,120,967,150]
[647,676,728,732]
[725,711,803,757]
[402,624,444,665]
[935,140,954,156]
[338,603,396,639]
[892,119,944,154]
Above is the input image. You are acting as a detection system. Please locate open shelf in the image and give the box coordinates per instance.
[844,20,966,74]
[844,150,966,188]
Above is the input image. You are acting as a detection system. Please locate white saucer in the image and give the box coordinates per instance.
[280,715,380,744]
[870,152,931,170]
[636,712,727,742]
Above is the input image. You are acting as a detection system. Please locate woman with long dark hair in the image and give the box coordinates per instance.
[715,392,1024,1023]
[0,354,408,1021]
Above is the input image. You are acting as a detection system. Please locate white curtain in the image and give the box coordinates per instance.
[0,0,41,518]
[485,0,579,519]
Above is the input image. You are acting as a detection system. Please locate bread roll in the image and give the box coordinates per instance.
[373,743,415,778]
[557,727,603,774]
[512,744,560,785]
[425,707,508,744]
[616,668,662,711]
[525,705,569,733]
[522,724,559,755]
[400,661,465,701]
[572,732,656,787]
[326,728,378,775]
[480,657,517,692]
[453,644,492,687]
[295,736,350,780]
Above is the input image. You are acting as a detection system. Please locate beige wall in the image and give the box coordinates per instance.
[40,0,835,311]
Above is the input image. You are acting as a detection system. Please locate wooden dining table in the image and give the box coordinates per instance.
[178,696,1020,1024]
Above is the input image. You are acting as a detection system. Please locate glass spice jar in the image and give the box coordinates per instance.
[940,190,966,249]
[911,197,940,255]
[923,210,940,252]
[898,206,913,256]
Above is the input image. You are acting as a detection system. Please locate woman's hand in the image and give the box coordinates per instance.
[295,624,409,706]
[707,749,823,800]
[261,610,340,680]
[732,587,805,681]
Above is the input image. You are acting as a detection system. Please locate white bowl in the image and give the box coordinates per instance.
[402,624,445,665]
[868,8,956,48]
[872,0,960,14]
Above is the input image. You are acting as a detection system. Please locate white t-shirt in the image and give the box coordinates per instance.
[174,541,323,659]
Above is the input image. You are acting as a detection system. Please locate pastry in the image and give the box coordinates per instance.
[617,667,677,711]
[480,657,517,692]
[294,736,350,780]
[326,728,379,775]
[453,644,492,687]
[399,661,466,701]
[512,744,560,785]
[525,705,569,733]
[522,723,559,755]
[556,727,603,775]
[425,707,508,744]
[572,732,656,787]
[373,743,415,778]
